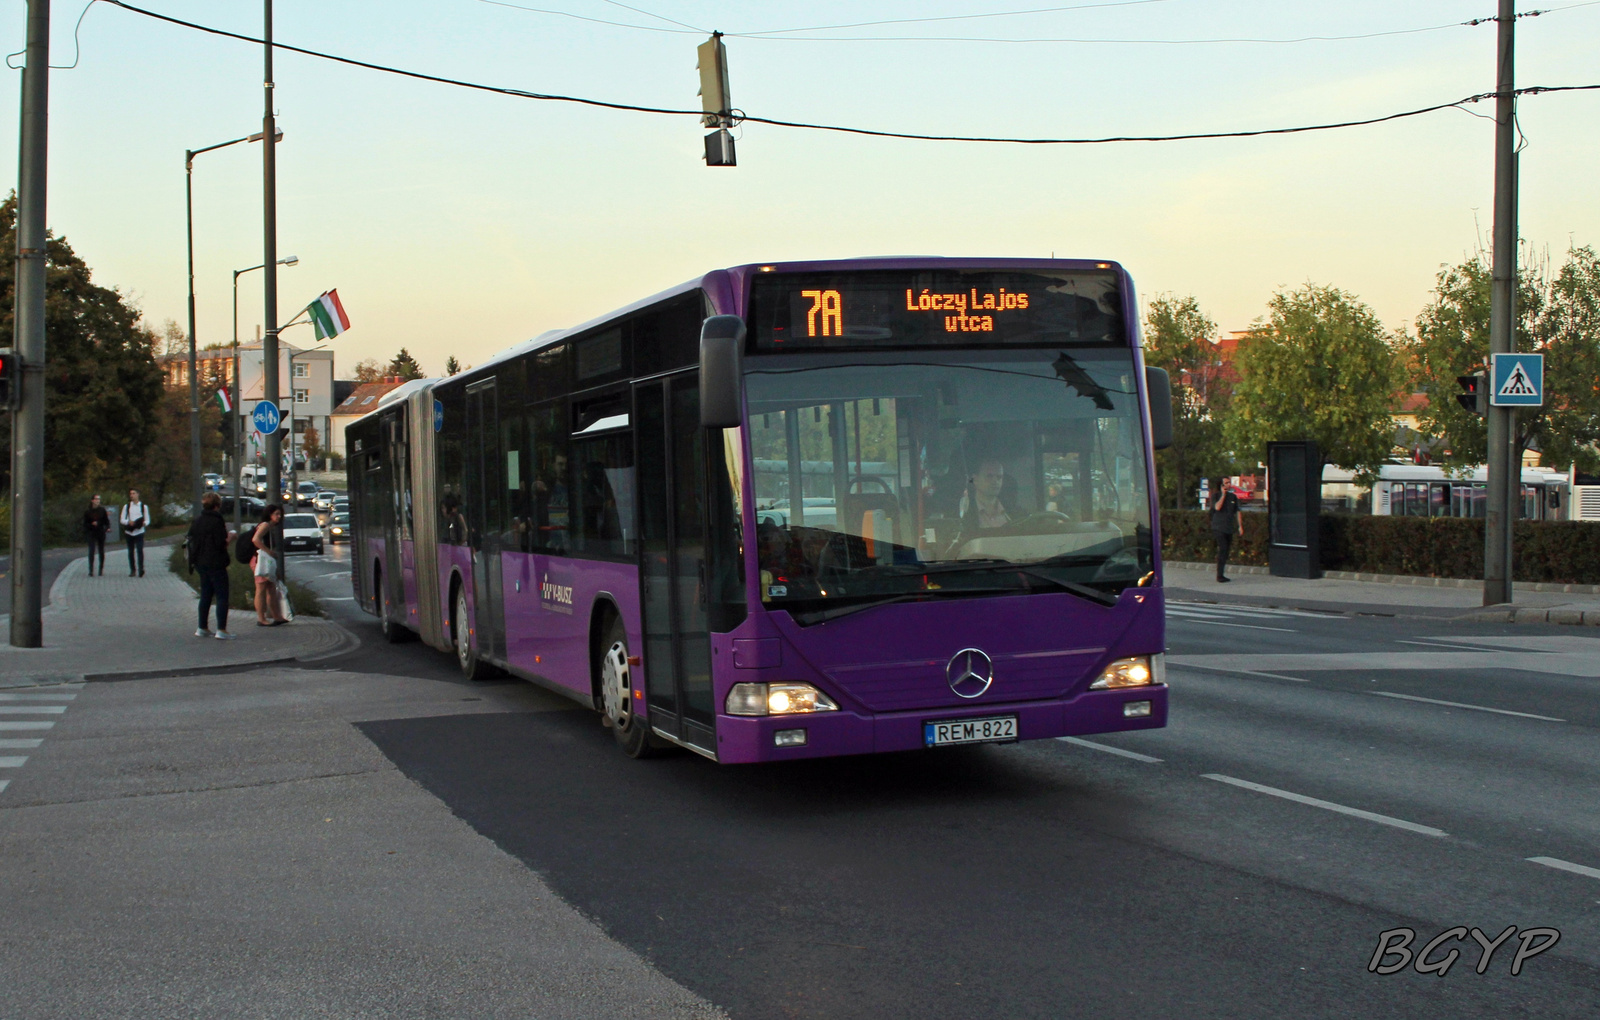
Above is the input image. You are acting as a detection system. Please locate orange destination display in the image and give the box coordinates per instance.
[749,269,1124,349]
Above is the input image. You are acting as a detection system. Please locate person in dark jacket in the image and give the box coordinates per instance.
[1210,477,1245,582]
[187,491,236,639]
[83,495,111,577]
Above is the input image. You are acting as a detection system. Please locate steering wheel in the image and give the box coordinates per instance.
[849,476,894,496]
[1011,510,1074,532]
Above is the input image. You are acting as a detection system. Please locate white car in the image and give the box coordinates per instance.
[280,513,325,555]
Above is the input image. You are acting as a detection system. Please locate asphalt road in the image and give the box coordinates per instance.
[4,545,1597,1018]
[294,553,1600,1019]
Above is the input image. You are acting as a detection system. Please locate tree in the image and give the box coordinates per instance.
[353,358,383,383]
[1143,294,1238,508]
[1409,245,1600,474]
[301,424,322,467]
[387,348,424,381]
[444,355,461,377]
[0,193,166,495]
[159,318,186,357]
[1226,283,1404,481]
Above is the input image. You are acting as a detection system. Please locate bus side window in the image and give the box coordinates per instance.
[570,432,634,559]
[530,401,569,554]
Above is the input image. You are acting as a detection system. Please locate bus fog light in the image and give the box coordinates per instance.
[1123,700,1152,718]
[1091,655,1158,689]
[774,728,807,747]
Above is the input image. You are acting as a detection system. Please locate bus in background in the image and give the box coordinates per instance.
[346,258,1173,763]
[1322,464,1570,520]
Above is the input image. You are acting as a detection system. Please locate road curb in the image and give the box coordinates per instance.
[1164,559,1600,595]
[1458,607,1600,627]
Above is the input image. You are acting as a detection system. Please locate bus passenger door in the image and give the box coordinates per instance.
[466,379,507,663]
[634,374,717,752]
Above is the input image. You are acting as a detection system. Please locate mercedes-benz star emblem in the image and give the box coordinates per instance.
[946,648,994,699]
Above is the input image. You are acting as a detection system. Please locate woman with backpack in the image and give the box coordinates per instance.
[245,504,289,626]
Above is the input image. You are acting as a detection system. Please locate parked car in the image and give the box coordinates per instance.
[280,513,325,555]
[324,512,350,544]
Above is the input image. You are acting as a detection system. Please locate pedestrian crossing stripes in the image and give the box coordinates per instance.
[0,687,79,797]
[1166,601,1343,631]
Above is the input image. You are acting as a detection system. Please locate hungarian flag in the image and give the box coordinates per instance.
[216,388,232,413]
[308,289,351,341]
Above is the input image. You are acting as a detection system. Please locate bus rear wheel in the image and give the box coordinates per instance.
[453,586,493,681]
[600,617,656,758]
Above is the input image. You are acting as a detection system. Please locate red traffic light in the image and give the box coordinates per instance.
[1456,373,1486,416]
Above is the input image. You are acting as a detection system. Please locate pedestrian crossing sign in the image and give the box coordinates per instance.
[1490,353,1543,407]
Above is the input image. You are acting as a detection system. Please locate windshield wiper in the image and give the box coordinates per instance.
[790,588,1015,626]
[1014,569,1119,607]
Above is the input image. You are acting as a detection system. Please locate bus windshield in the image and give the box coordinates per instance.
[746,347,1153,617]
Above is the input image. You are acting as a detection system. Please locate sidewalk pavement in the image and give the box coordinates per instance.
[0,552,357,688]
[1165,560,1600,625]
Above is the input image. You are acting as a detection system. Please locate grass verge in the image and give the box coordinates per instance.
[167,544,325,618]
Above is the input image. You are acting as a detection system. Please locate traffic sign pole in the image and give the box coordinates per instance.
[1484,0,1517,608]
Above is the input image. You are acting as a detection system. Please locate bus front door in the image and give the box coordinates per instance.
[635,375,716,753]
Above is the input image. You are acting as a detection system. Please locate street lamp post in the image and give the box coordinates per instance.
[185,128,281,519]
[232,255,297,529]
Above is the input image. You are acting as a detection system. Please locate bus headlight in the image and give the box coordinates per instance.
[725,682,838,716]
[1090,654,1164,690]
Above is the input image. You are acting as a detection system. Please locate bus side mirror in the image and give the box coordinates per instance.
[700,315,746,429]
[1145,366,1173,450]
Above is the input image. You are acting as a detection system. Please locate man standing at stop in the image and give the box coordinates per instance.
[1210,477,1245,582]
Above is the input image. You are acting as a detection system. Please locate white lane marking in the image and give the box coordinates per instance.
[1201,773,1448,837]
[1170,602,1339,620]
[0,692,77,700]
[0,779,8,793]
[0,722,54,730]
[323,597,355,601]
[1056,736,1163,762]
[318,572,349,578]
[0,705,67,714]
[0,738,43,748]
[1168,619,1296,633]
[1170,662,1309,683]
[1394,639,1500,653]
[1527,856,1600,881]
[1370,691,1565,722]
[0,756,27,767]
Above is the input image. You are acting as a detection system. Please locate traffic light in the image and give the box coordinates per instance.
[0,348,20,409]
[1456,373,1487,416]
[696,32,736,166]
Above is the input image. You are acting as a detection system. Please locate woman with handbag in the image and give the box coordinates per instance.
[251,505,289,626]
[119,488,149,577]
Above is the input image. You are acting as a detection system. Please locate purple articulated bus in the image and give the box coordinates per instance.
[346,258,1174,763]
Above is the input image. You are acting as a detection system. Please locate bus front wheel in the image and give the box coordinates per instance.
[600,617,656,758]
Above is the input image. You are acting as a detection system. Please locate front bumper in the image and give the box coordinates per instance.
[707,685,1167,763]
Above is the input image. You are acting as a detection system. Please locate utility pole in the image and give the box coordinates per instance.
[10,0,49,649]
[262,0,282,532]
[185,153,202,519]
[1484,0,1517,606]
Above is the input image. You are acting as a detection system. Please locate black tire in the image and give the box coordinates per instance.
[453,584,496,680]
[378,566,406,644]
[598,616,657,758]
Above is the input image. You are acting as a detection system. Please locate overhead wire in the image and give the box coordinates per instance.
[104,1,1600,147]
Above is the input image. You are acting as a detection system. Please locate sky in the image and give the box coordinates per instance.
[0,0,1596,377]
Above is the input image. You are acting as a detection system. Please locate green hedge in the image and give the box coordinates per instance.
[1160,509,1600,585]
